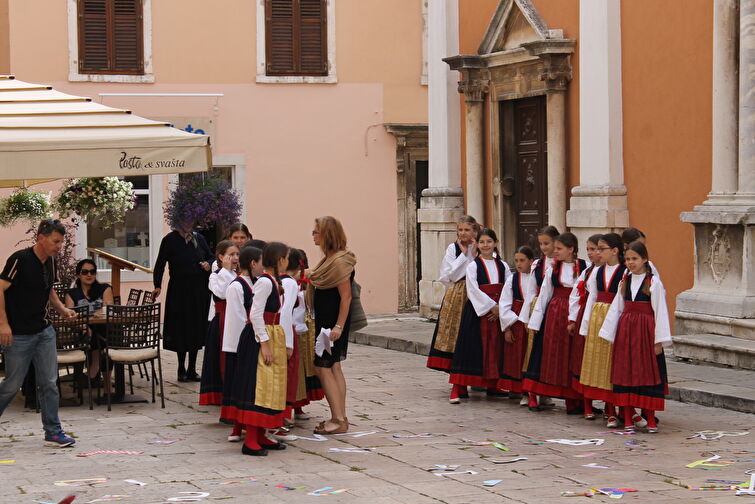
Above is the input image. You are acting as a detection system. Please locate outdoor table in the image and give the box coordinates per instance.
[89,314,149,406]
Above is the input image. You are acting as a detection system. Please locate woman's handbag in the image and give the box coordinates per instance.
[349,280,368,332]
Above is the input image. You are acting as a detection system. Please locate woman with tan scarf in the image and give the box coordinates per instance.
[308,216,355,434]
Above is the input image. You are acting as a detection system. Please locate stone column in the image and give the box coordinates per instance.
[459,78,488,222]
[566,0,628,242]
[675,0,755,370]
[546,89,567,232]
[738,0,755,197]
[708,0,740,199]
[419,0,465,317]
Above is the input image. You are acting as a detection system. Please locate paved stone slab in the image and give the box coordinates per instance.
[0,342,754,503]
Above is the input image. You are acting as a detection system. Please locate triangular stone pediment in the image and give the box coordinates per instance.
[479,0,550,55]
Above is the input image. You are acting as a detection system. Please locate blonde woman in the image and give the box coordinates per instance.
[309,216,355,435]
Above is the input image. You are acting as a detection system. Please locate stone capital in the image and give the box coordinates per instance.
[458,78,490,103]
[536,53,572,92]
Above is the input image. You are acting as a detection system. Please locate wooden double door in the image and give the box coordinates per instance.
[500,96,548,256]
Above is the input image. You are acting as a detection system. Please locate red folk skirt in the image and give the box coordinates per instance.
[285,326,302,413]
[610,301,668,410]
[498,299,527,393]
[523,287,581,399]
[449,284,503,388]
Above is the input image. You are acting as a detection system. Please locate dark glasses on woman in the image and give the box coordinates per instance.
[80,269,96,275]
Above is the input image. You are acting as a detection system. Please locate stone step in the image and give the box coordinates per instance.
[672,333,755,370]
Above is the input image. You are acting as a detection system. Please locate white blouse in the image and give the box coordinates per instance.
[279,276,298,350]
[528,261,590,331]
[578,263,622,336]
[250,275,280,343]
[598,272,672,347]
[567,266,596,325]
[222,275,252,353]
[518,256,556,325]
[465,258,509,317]
[499,271,530,331]
[439,243,477,286]
[293,290,308,335]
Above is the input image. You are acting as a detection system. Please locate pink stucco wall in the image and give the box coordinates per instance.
[0,0,428,314]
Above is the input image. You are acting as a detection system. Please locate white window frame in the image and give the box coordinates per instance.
[256,0,337,84]
[66,0,155,83]
[76,175,164,283]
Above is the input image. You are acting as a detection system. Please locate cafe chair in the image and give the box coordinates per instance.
[51,305,93,410]
[126,288,143,306]
[103,303,165,411]
[141,290,155,304]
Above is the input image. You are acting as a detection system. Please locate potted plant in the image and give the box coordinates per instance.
[163,174,242,231]
[55,177,136,229]
[0,188,52,227]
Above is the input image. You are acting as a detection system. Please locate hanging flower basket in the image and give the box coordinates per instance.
[55,177,136,229]
[0,188,52,227]
[163,174,242,230]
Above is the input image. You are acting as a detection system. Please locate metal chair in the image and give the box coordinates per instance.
[50,305,93,409]
[126,288,143,306]
[102,303,164,411]
[141,290,155,304]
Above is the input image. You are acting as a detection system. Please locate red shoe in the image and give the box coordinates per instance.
[449,385,466,404]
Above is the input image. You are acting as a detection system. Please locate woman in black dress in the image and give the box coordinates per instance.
[64,258,114,386]
[308,216,355,435]
[152,223,214,382]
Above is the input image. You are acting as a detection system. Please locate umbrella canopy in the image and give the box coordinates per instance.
[0,75,211,187]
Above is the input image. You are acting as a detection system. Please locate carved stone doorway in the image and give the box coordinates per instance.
[500,95,548,258]
[385,124,429,311]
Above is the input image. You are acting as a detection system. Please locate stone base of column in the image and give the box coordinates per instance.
[418,187,464,318]
[565,184,629,244]
[673,206,755,369]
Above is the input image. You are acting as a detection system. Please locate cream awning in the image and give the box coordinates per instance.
[0,75,211,187]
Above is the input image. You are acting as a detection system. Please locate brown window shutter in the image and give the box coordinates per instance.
[266,0,296,75]
[112,0,144,74]
[299,0,327,75]
[78,0,144,75]
[78,0,109,73]
[266,0,327,76]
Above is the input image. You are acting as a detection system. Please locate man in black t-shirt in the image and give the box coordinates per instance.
[0,220,77,448]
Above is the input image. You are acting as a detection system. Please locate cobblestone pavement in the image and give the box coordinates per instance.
[0,344,753,504]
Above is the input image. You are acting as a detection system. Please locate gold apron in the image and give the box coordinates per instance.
[300,315,317,378]
[433,279,467,353]
[254,325,288,411]
[295,332,310,402]
[522,297,538,372]
[579,302,614,390]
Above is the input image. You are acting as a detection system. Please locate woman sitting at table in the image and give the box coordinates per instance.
[64,259,114,389]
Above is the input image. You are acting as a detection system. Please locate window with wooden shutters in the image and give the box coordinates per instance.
[265,0,327,76]
[78,0,144,75]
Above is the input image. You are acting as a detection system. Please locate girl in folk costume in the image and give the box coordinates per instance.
[292,249,324,421]
[199,241,239,406]
[449,228,510,403]
[227,242,290,456]
[599,242,672,433]
[498,246,534,395]
[427,215,479,381]
[567,234,603,419]
[207,223,253,327]
[278,248,307,431]
[622,227,660,278]
[518,225,559,408]
[220,246,263,442]
[578,233,626,427]
[524,232,588,412]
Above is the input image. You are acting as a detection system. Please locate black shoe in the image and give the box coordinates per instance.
[528,406,542,412]
[486,389,509,398]
[241,444,268,456]
[186,372,201,382]
[260,442,286,451]
[219,418,234,425]
[567,407,585,415]
[177,370,188,382]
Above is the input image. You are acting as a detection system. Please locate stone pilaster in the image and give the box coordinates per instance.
[458,75,489,222]
[566,0,628,242]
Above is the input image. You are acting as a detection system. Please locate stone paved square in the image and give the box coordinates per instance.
[0,344,753,503]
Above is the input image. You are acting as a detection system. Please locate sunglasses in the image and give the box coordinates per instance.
[80,269,97,275]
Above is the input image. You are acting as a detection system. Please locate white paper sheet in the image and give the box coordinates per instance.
[315,328,333,357]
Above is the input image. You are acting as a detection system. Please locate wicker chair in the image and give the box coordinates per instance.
[50,305,92,409]
[102,303,164,411]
